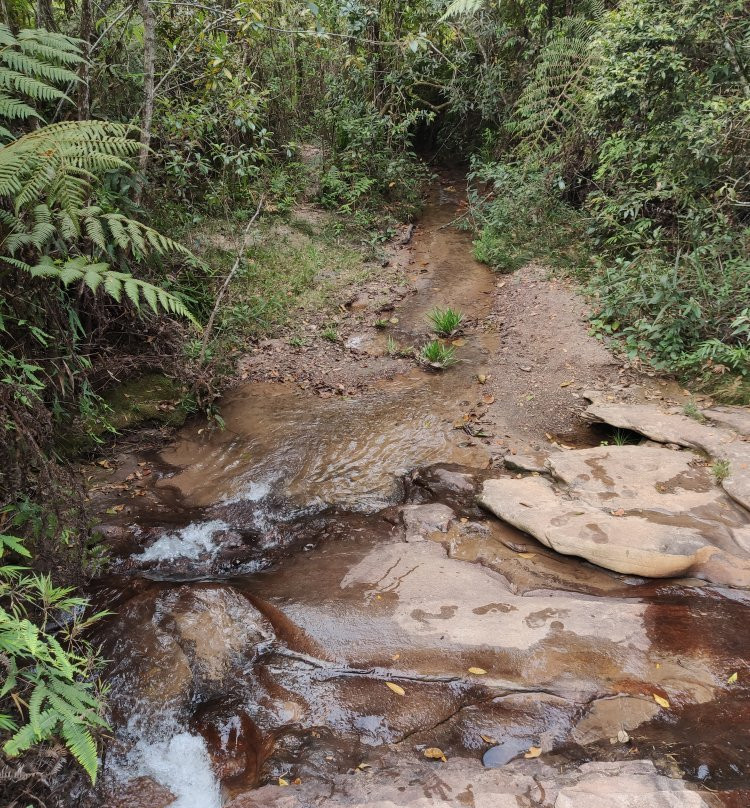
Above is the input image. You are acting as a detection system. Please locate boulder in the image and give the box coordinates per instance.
[105,584,273,712]
[400,502,455,541]
[478,471,750,585]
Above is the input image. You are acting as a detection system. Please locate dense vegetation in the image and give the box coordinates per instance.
[0,0,748,799]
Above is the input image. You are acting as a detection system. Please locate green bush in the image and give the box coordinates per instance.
[0,535,108,783]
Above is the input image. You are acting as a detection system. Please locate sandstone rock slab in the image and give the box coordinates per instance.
[478,474,750,585]
[583,399,750,511]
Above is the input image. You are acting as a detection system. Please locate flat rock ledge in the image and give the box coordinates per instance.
[478,437,750,586]
[225,759,720,808]
[583,395,750,512]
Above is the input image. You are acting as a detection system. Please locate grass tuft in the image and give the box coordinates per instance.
[683,399,706,422]
[427,307,464,337]
[712,459,731,483]
[420,340,458,369]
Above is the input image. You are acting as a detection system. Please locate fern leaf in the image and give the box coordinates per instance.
[60,718,98,783]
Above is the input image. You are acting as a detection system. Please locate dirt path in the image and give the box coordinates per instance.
[88,177,749,808]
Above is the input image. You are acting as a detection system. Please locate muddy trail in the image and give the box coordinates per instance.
[89,180,750,808]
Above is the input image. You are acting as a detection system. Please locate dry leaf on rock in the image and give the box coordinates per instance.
[424,747,447,762]
[468,667,487,675]
[524,746,542,759]
[653,693,671,709]
[385,681,405,696]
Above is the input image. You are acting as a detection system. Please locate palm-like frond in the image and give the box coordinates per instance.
[0,24,202,328]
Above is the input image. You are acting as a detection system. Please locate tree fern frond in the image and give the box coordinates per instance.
[60,719,98,783]
[439,0,485,21]
[0,92,40,122]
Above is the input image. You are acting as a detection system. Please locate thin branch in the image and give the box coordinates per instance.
[197,195,265,366]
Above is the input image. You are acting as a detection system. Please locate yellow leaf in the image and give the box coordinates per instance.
[356,762,371,770]
[560,380,574,388]
[517,552,537,559]
[385,681,405,696]
[653,693,671,709]
[391,653,400,660]
[278,777,289,786]
[468,667,487,675]
[728,672,738,684]
[524,746,542,759]
[480,734,496,744]
[424,747,446,761]
[293,778,302,785]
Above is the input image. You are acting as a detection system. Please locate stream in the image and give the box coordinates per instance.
[93,183,750,808]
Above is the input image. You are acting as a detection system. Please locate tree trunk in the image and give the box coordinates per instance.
[77,0,92,120]
[35,0,56,29]
[135,0,156,205]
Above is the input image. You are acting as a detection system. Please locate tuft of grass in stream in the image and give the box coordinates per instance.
[420,340,458,369]
[427,307,464,337]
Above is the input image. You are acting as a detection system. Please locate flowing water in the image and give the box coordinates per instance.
[94,184,750,807]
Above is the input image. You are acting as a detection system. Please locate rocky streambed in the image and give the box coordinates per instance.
[90,180,750,808]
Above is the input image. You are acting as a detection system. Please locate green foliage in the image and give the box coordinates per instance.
[321,325,339,342]
[712,459,731,483]
[468,161,586,274]
[427,306,464,337]
[0,535,108,782]
[682,399,706,423]
[420,339,458,369]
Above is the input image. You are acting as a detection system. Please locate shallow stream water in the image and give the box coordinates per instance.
[94,184,750,807]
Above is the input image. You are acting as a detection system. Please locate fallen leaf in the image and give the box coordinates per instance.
[389,317,399,324]
[468,667,487,675]
[524,746,542,759]
[293,778,302,785]
[278,777,289,786]
[477,374,487,384]
[482,394,495,404]
[385,682,405,696]
[480,734,496,744]
[653,693,671,709]
[391,653,400,661]
[560,380,574,388]
[96,459,112,469]
[617,729,630,744]
[356,762,371,770]
[451,338,466,347]
[728,672,738,684]
[424,747,447,762]
[517,552,537,559]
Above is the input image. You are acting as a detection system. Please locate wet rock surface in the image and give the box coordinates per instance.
[94,184,749,808]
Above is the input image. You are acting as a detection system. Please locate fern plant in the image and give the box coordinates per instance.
[0,24,201,325]
[0,534,109,782]
[510,3,605,164]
